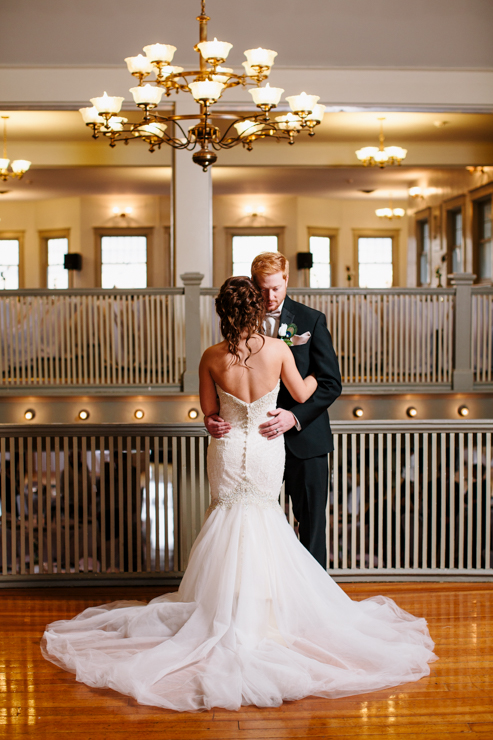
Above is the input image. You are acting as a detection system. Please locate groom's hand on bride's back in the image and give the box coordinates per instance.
[204,414,232,439]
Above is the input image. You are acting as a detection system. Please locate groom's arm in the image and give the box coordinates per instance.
[288,313,342,429]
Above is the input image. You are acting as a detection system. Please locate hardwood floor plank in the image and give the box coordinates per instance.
[1,583,492,740]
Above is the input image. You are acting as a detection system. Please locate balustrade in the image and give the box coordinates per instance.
[0,276,491,392]
[1,420,491,583]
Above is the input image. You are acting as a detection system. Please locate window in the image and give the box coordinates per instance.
[231,235,278,276]
[100,235,147,288]
[447,208,462,275]
[357,237,393,288]
[477,199,492,281]
[309,235,331,288]
[0,238,20,289]
[47,237,69,289]
[417,220,430,286]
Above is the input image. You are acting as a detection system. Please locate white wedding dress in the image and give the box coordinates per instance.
[42,383,437,712]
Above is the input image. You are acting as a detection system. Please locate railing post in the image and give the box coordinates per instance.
[449,273,475,392]
[181,272,204,394]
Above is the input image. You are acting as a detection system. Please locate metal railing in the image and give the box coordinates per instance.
[0,289,185,388]
[1,420,491,584]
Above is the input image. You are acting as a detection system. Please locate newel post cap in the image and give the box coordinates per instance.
[180,272,204,286]
[448,272,476,286]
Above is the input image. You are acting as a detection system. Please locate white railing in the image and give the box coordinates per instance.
[326,421,492,577]
[1,421,491,583]
[290,289,454,386]
[472,288,493,384]
[0,290,185,387]
[201,288,455,387]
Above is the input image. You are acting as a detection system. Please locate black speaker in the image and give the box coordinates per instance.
[64,253,82,271]
[297,252,313,270]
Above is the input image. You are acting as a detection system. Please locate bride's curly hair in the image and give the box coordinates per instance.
[215,276,265,366]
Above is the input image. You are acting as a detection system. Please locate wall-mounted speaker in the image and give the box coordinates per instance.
[296,252,313,270]
[64,253,82,271]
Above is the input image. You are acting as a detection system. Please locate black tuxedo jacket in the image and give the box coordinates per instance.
[277,295,342,459]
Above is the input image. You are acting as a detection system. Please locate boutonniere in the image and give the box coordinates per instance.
[278,322,298,346]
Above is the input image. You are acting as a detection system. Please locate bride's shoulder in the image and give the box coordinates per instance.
[262,336,288,355]
[200,341,227,364]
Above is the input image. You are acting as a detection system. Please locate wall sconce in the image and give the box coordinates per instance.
[406,407,417,418]
[112,206,133,218]
[409,187,424,199]
[24,409,35,420]
[188,408,199,420]
[353,407,364,418]
[78,409,89,420]
[458,405,469,417]
[134,409,145,419]
[244,204,265,217]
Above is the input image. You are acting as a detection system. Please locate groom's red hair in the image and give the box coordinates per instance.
[251,252,289,281]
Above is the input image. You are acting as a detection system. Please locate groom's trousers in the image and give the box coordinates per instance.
[284,454,328,570]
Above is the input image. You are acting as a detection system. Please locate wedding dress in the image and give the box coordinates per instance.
[41,383,437,712]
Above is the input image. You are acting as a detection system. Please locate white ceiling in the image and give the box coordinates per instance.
[1,0,492,70]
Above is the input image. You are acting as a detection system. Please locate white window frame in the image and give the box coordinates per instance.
[0,230,24,289]
[39,229,70,289]
[352,229,399,289]
[94,228,154,289]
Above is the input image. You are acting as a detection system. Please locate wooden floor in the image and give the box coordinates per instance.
[2,582,493,740]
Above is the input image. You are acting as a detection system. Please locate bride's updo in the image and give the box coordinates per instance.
[215,276,265,365]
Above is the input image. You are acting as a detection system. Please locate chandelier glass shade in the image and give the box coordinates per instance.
[0,117,31,182]
[79,0,324,171]
[375,205,406,220]
[356,118,407,168]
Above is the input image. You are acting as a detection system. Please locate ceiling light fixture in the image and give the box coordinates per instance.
[376,197,405,221]
[356,118,407,168]
[409,187,424,199]
[79,1,324,171]
[0,117,31,182]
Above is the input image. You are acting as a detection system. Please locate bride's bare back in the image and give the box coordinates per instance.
[199,333,316,418]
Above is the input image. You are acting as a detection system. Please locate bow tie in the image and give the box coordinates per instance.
[265,308,282,319]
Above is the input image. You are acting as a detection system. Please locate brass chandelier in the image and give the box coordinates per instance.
[0,117,31,182]
[356,118,407,168]
[79,0,325,171]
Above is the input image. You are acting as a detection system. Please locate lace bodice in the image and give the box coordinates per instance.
[207,382,285,513]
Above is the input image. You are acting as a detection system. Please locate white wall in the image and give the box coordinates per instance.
[213,194,408,288]
[0,195,171,289]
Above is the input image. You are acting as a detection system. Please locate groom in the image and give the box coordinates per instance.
[251,252,341,569]
[205,252,342,569]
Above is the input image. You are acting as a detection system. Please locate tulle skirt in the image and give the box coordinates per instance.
[41,503,437,712]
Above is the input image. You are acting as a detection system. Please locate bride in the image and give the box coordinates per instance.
[41,276,437,712]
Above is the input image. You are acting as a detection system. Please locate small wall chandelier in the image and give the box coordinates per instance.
[0,117,31,181]
[79,0,325,171]
[356,118,407,168]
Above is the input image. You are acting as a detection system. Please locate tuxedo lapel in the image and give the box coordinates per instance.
[278,296,295,337]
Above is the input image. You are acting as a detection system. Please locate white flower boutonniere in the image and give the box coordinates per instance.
[278,323,288,338]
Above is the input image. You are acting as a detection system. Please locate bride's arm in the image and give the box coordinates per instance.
[280,343,317,403]
[199,350,220,418]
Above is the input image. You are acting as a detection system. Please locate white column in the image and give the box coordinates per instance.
[172,98,213,287]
